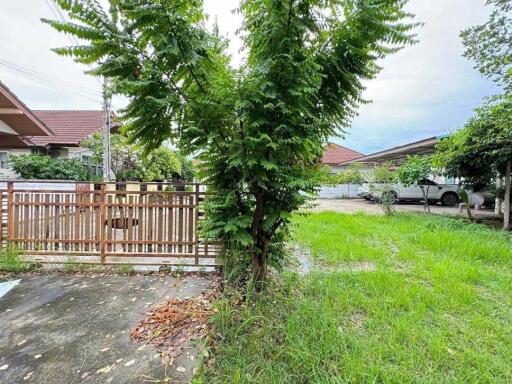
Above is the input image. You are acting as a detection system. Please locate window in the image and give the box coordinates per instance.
[81,155,102,177]
[0,152,8,169]
[421,179,438,186]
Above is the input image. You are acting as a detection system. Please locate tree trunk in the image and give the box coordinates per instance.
[495,172,503,216]
[465,203,473,222]
[504,161,511,230]
[251,246,267,293]
[421,186,430,213]
[250,192,268,293]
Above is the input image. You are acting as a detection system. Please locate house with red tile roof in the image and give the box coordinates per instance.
[321,142,363,173]
[0,81,116,179]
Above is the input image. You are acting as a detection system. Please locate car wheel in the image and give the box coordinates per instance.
[441,192,459,206]
[382,190,398,205]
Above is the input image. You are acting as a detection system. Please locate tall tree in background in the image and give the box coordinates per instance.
[434,97,512,229]
[45,0,417,290]
[461,0,512,91]
[458,0,512,229]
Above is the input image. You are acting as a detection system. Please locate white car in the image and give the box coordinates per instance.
[357,183,371,200]
[368,179,460,206]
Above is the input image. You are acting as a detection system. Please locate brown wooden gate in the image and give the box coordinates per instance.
[0,181,220,267]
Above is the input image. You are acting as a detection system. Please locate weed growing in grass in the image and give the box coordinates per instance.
[62,258,99,273]
[0,246,38,273]
[114,264,135,275]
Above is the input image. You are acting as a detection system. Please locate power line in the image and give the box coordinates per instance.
[42,0,102,88]
[0,59,101,96]
[0,60,102,104]
[44,0,80,46]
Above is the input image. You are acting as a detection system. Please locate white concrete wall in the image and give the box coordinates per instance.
[326,164,349,174]
[0,148,32,179]
[318,184,360,199]
[0,180,76,190]
[67,147,94,159]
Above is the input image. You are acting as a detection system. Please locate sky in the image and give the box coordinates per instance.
[0,0,499,154]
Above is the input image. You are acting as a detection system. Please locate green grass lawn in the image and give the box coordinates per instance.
[199,212,512,383]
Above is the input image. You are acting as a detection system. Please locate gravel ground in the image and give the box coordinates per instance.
[311,198,498,219]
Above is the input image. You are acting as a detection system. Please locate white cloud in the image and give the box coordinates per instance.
[341,0,498,153]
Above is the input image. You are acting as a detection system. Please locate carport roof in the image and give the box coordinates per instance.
[339,136,447,165]
[0,81,53,138]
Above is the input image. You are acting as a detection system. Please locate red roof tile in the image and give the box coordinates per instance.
[27,110,116,147]
[322,143,363,164]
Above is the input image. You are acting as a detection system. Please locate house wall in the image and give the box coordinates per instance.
[0,148,32,179]
[318,184,360,199]
[325,164,350,174]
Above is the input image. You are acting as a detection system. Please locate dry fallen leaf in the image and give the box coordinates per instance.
[176,367,186,373]
[124,359,135,367]
[80,372,90,379]
[23,371,33,380]
[17,339,27,346]
[96,365,113,373]
[100,347,110,352]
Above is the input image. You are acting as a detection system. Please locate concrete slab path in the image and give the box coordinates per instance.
[0,273,212,383]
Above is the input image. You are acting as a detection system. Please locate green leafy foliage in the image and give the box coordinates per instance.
[434,96,512,188]
[46,0,417,289]
[81,132,191,181]
[317,164,365,185]
[461,0,512,91]
[368,163,396,184]
[141,147,182,182]
[396,155,435,212]
[9,154,90,181]
[396,155,433,187]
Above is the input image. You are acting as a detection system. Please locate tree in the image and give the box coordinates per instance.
[450,0,512,229]
[141,147,182,182]
[434,96,512,228]
[9,154,90,181]
[82,132,144,181]
[461,0,512,91]
[46,0,417,291]
[81,132,184,182]
[396,155,435,213]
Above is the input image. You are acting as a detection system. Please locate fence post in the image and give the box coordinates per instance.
[0,189,4,249]
[6,181,13,247]
[99,183,106,264]
[195,184,200,266]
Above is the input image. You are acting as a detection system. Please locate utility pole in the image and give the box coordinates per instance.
[102,78,111,182]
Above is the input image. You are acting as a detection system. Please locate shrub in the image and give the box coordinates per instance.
[0,246,38,273]
[9,154,90,181]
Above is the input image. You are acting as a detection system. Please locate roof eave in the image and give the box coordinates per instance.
[0,81,54,136]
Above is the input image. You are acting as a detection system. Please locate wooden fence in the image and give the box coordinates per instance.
[0,181,220,267]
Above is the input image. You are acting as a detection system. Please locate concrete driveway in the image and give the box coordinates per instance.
[0,273,211,383]
[313,198,498,219]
